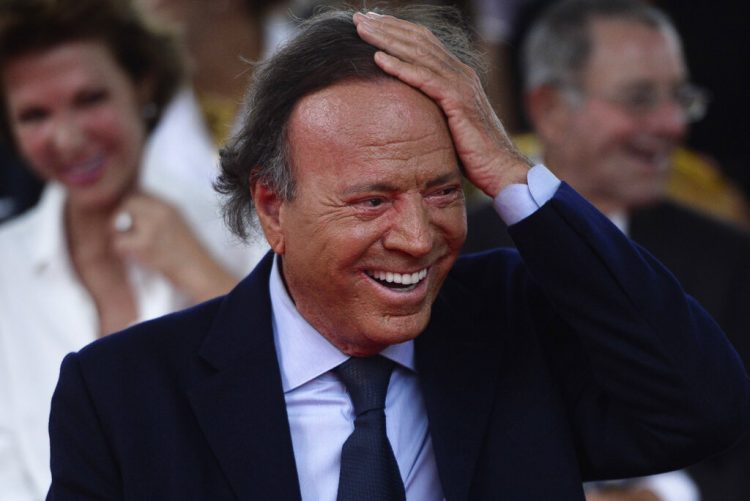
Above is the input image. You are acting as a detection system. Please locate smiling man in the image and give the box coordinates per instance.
[46,4,750,501]
[255,77,469,357]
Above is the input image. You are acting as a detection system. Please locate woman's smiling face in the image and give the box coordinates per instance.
[3,40,148,210]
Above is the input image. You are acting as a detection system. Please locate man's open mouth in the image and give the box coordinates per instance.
[366,268,428,291]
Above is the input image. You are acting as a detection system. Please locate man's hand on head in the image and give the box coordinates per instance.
[352,11,532,198]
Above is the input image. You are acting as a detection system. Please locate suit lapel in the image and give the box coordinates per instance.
[416,277,503,501]
[187,253,302,501]
[185,252,504,500]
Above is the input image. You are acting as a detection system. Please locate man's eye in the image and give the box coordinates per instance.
[622,91,658,112]
[352,197,389,211]
[428,186,461,199]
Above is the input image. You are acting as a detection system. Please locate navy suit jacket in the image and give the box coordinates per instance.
[48,185,750,500]
[464,198,750,500]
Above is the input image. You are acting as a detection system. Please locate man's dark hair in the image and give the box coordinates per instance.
[216,4,483,240]
[522,0,678,91]
[0,0,184,145]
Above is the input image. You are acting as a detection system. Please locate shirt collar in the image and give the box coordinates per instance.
[29,183,70,274]
[269,254,415,393]
[608,210,630,235]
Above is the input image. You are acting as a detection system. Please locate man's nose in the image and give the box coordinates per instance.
[648,99,688,140]
[383,198,433,257]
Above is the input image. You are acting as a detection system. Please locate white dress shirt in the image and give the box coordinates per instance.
[270,256,443,500]
[0,185,188,500]
[0,172,266,500]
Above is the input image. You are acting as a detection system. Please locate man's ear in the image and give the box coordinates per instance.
[251,179,285,254]
[525,85,571,146]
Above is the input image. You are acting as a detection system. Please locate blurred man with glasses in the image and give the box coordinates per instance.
[464,1,750,500]
[522,0,707,220]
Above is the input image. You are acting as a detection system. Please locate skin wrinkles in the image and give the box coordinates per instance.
[254,78,466,356]
[342,172,462,199]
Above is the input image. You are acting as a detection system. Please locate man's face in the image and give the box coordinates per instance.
[261,79,466,356]
[548,19,689,213]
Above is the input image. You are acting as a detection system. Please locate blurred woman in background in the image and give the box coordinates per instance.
[0,0,265,497]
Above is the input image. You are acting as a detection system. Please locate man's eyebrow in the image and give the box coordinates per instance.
[342,182,399,195]
[424,172,462,189]
[342,171,462,196]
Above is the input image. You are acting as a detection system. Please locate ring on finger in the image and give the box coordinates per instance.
[114,211,134,233]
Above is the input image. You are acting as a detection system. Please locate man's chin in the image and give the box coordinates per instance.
[622,182,667,210]
[340,316,429,356]
[377,316,428,344]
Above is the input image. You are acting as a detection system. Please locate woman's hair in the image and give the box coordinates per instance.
[0,0,184,145]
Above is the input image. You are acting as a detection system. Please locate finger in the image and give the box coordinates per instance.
[371,50,448,101]
[354,13,479,109]
[355,12,463,76]
[110,228,143,260]
[357,11,442,52]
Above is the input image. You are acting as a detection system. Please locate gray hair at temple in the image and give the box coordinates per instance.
[216,4,484,240]
[522,0,680,91]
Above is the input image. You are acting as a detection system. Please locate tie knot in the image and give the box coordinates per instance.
[335,356,395,416]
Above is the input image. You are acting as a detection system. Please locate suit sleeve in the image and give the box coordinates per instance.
[508,183,750,479]
[47,353,122,500]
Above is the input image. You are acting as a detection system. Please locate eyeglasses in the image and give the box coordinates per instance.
[565,83,711,123]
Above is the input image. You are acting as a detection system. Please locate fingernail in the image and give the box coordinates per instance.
[365,11,382,18]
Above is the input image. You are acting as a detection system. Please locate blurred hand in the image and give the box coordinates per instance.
[111,192,238,302]
[353,11,532,197]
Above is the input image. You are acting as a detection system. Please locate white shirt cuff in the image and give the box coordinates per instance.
[492,164,560,225]
[636,471,700,501]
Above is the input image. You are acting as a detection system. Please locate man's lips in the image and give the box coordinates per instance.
[625,139,675,171]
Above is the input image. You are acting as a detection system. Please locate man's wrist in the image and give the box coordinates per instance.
[482,155,533,198]
[492,164,560,225]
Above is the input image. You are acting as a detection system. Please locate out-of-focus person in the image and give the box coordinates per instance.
[479,0,750,228]
[0,0,265,498]
[0,141,42,222]
[469,0,530,133]
[463,1,750,500]
[134,0,297,194]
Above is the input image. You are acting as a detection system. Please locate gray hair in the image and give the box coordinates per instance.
[215,4,484,240]
[522,0,679,91]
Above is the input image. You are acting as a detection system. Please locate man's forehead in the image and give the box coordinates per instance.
[289,78,449,145]
[286,78,458,187]
[582,18,686,86]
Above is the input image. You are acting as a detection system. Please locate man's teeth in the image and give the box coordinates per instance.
[368,268,428,286]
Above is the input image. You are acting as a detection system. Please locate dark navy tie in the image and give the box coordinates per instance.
[335,356,406,501]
